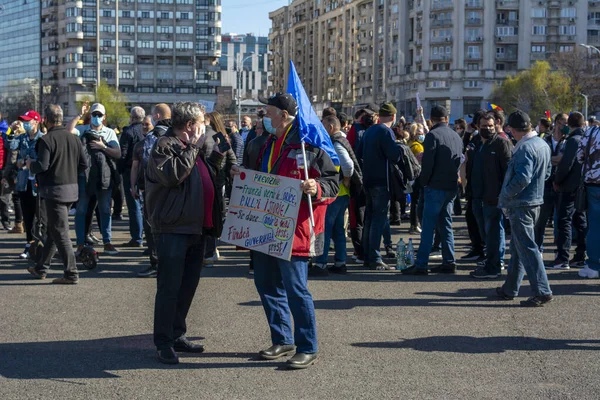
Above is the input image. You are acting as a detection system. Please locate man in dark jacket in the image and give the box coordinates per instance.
[119,106,146,247]
[403,105,463,275]
[356,102,401,270]
[146,102,223,365]
[550,112,587,269]
[534,113,568,249]
[470,113,513,279]
[26,105,87,284]
[134,104,172,278]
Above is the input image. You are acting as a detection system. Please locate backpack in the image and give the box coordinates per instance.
[399,144,421,181]
[141,125,168,171]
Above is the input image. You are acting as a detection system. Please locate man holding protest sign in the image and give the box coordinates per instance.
[232,91,339,369]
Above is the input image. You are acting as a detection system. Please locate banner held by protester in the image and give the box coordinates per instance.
[222,168,302,261]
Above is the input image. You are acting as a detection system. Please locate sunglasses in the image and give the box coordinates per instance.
[92,113,104,117]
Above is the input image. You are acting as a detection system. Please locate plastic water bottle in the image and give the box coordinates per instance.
[396,238,406,270]
[406,238,415,266]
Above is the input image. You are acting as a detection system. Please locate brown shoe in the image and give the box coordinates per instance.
[52,277,79,285]
[9,222,24,234]
[27,266,46,280]
[104,243,119,255]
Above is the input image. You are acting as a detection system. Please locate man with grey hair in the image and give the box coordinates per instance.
[27,105,87,284]
[119,106,147,247]
[146,102,224,364]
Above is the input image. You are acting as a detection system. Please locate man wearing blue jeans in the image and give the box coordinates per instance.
[470,113,513,279]
[577,126,600,279]
[497,110,553,307]
[356,102,401,270]
[239,93,339,369]
[75,103,121,255]
[310,115,360,276]
[403,106,463,275]
[118,106,146,247]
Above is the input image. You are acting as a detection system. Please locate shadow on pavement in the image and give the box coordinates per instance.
[352,336,600,353]
[0,335,278,380]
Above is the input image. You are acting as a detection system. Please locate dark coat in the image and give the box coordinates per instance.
[554,128,585,193]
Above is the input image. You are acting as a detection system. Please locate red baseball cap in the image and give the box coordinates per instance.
[19,110,41,122]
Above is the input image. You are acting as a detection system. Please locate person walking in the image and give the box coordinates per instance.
[402,106,463,275]
[497,111,553,307]
[26,105,87,284]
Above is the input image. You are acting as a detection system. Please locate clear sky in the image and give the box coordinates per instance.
[221,0,290,37]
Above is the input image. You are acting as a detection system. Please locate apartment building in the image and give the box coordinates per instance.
[39,0,222,115]
[219,33,270,101]
[0,1,42,108]
[270,0,596,118]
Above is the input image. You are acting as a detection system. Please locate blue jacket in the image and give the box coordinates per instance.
[14,131,44,194]
[498,135,551,209]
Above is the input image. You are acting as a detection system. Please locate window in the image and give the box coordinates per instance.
[559,45,574,52]
[139,25,154,33]
[559,25,576,35]
[178,12,190,19]
[496,63,505,70]
[427,80,447,88]
[120,70,135,79]
[158,41,172,49]
[467,45,480,58]
[138,40,153,48]
[120,25,134,33]
[463,99,481,115]
[121,10,131,18]
[119,55,134,64]
[101,24,115,33]
[496,27,517,36]
[139,71,154,80]
[102,9,113,18]
[176,26,192,34]
[176,87,194,94]
[496,47,505,55]
[531,8,546,18]
[120,40,132,48]
[532,25,547,35]
[467,63,479,70]
[137,86,155,93]
[561,8,576,18]
[101,55,114,64]
[158,26,174,34]
[157,71,173,80]
[141,11,151,19]
[176,71,193,80]
[465,80,481,88]
[158,0,173,3]
[157,87,174,94]
[531,45,546,53]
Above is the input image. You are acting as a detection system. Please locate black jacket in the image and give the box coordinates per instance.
[420,122,464,191]
[119,122,145,172]
[145,129,224,237]
[476,134,513,206]
[465,133,483,199]
[243,131,270,171]
[80,130,119,194]
[30,126,87,202]
[554,128,585,193]
[542,133,567,196]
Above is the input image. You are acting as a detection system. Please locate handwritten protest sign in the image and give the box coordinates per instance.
[221,168,302,261]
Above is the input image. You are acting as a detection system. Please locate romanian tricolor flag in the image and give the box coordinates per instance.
[545,110,552,121]
[487,103,504,112]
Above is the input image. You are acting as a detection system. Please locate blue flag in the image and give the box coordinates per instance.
[286,61,340,166]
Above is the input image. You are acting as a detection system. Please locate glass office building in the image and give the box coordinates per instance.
[0,1,41,107]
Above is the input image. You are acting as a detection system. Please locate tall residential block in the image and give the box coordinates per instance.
[269,0,596,118]
[39,0,222,115]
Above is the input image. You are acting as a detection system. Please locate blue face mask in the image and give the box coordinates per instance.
[91,116,103,127]
[417,134,425,143]
[22,122,32,133]
[263,117,277,134]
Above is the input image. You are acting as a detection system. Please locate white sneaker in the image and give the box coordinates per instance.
[19,244,31,259]
[546,262,570,270]
[578,266,599,279]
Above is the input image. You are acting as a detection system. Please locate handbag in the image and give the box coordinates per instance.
[575,128,594,212]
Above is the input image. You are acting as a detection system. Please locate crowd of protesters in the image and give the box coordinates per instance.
[1,96,600,367]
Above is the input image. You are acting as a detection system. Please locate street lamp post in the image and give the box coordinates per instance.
[581,93,589,121]
[580,43,600,56]
[96,0,100,99]
[237,52,255,129]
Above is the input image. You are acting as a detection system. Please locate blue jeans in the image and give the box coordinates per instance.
[472,199,487,248]
[75,176,112,245]
[315,195,350,265]
[502,206,552,297]
[586,187,600,271]
[415,187,456,269]
[363,186,390,264]
[482,203,505,273]
[253,252,318,354]
[123,169,143,244]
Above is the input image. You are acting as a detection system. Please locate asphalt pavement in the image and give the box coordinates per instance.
[1,209,599,400]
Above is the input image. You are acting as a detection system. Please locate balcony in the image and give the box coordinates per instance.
[465,17,483,26]
[495,0,519,10]
[66,31,84,40]
[431,20,453,28]
[466,36,484,43]
[466,53,482,60]
[559,35,577,43]
[530,53,546,61]
[495,35,518,44]
[496,19,519,26]
[430,54,451,61]
[496,52,517,61]
[465,0,483,8]
[431,1,453,11]
[431,36,453,44]
[548,0,561,8]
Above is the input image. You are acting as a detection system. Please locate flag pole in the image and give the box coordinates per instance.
[300,140,315,228]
